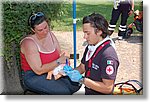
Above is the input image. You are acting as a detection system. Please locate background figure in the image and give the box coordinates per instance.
[20,12,81,95]
[64,13,119,95]
[108,0,134,40]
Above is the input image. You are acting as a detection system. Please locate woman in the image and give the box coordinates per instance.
[20,12,81,95]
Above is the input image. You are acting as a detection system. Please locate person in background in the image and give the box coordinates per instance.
[63,13,119,95]
[108,0,134,40]
[20,12,81,95]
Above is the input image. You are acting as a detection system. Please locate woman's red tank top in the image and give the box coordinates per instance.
[20,37,60,72]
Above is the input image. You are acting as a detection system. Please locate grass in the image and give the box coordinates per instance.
[52,1,142,32]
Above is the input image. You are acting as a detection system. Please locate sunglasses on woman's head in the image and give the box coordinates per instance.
[29,12,44,23]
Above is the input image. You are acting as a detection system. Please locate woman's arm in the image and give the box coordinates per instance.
[21,39,66,75]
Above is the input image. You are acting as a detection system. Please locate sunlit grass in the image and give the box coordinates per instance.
[52,1,142,32]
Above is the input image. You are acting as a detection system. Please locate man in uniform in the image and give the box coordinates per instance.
[63,13,119,95]
[108,0,134,40]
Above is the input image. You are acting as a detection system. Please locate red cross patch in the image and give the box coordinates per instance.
[106,65,114,75]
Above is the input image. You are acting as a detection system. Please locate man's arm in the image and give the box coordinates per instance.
[129,0,135,16]
[131,0,134,11]
[75,63,114,94]
[76,63,85,74]
[83,78,114,94]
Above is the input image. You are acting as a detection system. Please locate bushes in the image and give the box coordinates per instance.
[3,2,67,69]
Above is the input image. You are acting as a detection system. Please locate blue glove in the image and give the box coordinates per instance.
[63,65,73,72]
[65,70,82,82]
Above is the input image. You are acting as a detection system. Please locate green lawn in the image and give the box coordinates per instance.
[52,1,142,32]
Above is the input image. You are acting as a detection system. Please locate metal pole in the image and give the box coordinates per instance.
[73,0,76,68]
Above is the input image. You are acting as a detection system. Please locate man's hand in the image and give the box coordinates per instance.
[65,70,82,82]
[63,65,73,72]
[128,10,134,16]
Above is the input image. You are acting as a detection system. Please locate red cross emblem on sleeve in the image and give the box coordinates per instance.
[106,65,114,75]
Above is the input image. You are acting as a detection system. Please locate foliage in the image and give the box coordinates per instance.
[53,1,142,31]
[3,2,67,69]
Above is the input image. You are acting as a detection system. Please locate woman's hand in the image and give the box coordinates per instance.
[58,52,69,64]
[60,50,70,58]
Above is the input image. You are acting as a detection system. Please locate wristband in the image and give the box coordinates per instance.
[79,76,85,84]
[56,59,61,65]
